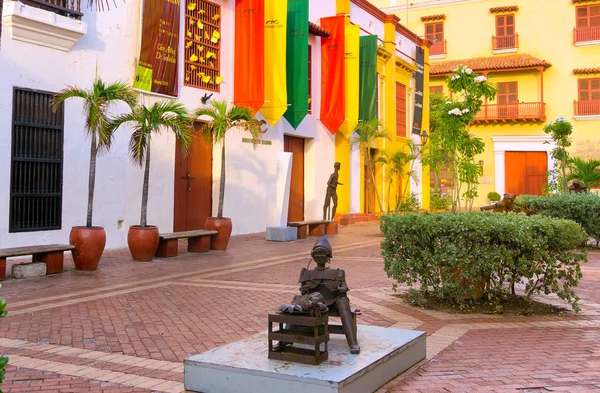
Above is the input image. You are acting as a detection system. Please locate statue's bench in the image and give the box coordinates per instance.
[288,220,338,239]
[155,229,218,258]
[268,313,329,365]
[0,244,75,280]
[480,193,516,213]
[327,308,360,337]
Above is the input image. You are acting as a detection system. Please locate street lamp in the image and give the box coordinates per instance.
[420,130,429,146]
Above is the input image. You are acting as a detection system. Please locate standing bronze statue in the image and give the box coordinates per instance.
[294,237,360,354]
[323,162,343,221]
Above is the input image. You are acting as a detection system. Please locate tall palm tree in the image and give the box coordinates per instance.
[193,100,265,219]
[52,79,137,227]
[110,100,192,227]
[351,119,390,214]
[567,157,600,188]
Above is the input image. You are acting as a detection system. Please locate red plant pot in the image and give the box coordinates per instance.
[70,226,106,271]
[127,225,159,261]
[204,217,232,250]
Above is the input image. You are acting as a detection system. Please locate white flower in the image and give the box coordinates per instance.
[451,74,461,80]
[465,68,473,75]
[474,75,487,83]
[461,108,470,114]
[555,117,568,123]
[448,108,462,116]
[446,101,452,104]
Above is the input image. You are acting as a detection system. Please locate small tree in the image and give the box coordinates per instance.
[0,289,7,393]
[351,119,390,214]
[52,79,137,227]
[110,101,191,227]
[543,117,574,194]
[568,157,600,188]
[194,100,265,219]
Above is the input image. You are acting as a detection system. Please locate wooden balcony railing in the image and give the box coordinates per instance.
[574,26,600,44]
[492,34,518,50]
[20,0,83,19]
[430,40,447,56]
[474,102,546,123]
[574,100,600,116]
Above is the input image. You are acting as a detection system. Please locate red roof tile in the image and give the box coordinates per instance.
[309,22,330,38]
[573,67,600,75]
[489,6,519,13]
[421,14,446,22]
[430,54,552,75]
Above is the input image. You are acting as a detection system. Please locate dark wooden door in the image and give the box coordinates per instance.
[505,151,547,196]
[284,135,305,222]
[174,124,212,232]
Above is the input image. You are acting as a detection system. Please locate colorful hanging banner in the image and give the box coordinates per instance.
[260,0,288,126]
[283,0,309,129]
[132,0,180,97]
[359,35,378,122]
[339,24,360,137]
[320,16,345,135]
[234,0,265,112]
[412,46,425,135]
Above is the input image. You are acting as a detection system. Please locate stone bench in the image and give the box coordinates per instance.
[155,229,218,258]
[0,244,75,280]
[288,220,338,239]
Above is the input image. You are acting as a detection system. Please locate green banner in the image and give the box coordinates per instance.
[283,0,309,129]
[359,35,378,122]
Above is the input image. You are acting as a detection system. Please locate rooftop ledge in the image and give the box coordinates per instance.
[574,115,600,121]
[575,40,600,47]
[2,1,87,52]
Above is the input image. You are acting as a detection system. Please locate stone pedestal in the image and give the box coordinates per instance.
[12,263,47,279]
[266,227,298,242]
[325,222,339,235]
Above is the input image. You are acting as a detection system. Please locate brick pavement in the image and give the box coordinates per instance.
[0,222,598,392]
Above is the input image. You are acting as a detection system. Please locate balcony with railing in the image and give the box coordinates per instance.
[574,26,600,45]
[574,100,600,116]
[492,34,518,51]
[474,102,546,123]
[21,0,82,19]
[430,40,447,56]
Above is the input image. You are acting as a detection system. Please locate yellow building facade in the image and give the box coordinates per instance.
[375,0,600,207]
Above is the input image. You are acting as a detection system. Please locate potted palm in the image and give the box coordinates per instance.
[110,100,191,261]
[52,79,137,270]
[351,119,390,214]
[193,100,265,250]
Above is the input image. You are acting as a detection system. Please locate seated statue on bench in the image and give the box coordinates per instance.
[287,237,360,354]
[569,180,588,194]
[480,193,516,213]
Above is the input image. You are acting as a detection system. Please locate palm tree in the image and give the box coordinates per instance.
[351,119,390,213]
[193,100,265,219]
[52,79,137,227]
[567,157,600,188]
[110,100,192,227]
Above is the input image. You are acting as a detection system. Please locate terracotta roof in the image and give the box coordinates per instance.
[489,6,519,13]
[430,54,552,76]
[421,14,446,22]
[573,67,600,75]
[309,22,330,38]
[572,0,599,3]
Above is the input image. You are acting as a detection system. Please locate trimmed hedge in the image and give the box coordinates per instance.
[380,212,588,310]
[515,193,600,244]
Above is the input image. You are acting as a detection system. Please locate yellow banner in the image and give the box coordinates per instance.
[260,0,288,126]
[339,24,359,137]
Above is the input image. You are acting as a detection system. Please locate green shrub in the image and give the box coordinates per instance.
[380,212,587,310]
[0,291,7,392]
[515,193,600,243]
[487,191,501,202]
[430,189,450,210]
[398,193,420,213]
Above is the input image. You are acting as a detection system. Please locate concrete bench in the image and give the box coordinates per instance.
[0,244,75,280]
[155,229,218,258]
[288,220,338,239]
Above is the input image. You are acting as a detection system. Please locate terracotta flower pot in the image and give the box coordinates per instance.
[70,226,106,270]
[127,225,159,261]
[204,217,232,250]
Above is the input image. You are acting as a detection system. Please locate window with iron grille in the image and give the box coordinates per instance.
[10,88,64,232]
[308,44,312,113]
[396,82,407,137]
[184,0,222,92]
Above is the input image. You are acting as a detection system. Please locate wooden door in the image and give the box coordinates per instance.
[505,151,547,196]
[284,136,305,222]
[173,124,213,232]
[498,82,518,118]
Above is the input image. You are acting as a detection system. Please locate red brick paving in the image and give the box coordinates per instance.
[0,222,598,392]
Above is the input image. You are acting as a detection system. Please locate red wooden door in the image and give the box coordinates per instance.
[174,124,213,232]
[505,151,547,196]
[284,135,305,222]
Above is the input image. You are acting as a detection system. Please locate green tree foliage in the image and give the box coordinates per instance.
[567,157,600,188]
[0,290,7,392]
[543,117,573,194]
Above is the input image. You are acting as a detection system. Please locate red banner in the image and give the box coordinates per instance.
[234,0,265,112]
[320,16,345,135]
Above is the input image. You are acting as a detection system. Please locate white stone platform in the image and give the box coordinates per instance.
[184,325,426,393]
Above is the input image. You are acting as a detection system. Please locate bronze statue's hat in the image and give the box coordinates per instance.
[311,236,332,259]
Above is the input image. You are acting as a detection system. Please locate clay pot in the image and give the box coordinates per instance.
[127,225,159,261]
[70,226,106,271]
[204,217,232,250]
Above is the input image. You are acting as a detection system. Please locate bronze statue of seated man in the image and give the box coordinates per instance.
[290,236,360,354]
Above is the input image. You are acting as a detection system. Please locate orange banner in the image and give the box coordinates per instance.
[320,16,345,135]
[234,0,264,112]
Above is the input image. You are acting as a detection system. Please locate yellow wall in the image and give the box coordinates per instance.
[375,0,600,207]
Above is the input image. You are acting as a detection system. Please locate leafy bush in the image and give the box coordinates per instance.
[430,189,450,210]
[516,193,600,243]
[0,291,7,392]
[398,193,420,213]
[380,212,587,310]
[487,191,501,202]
